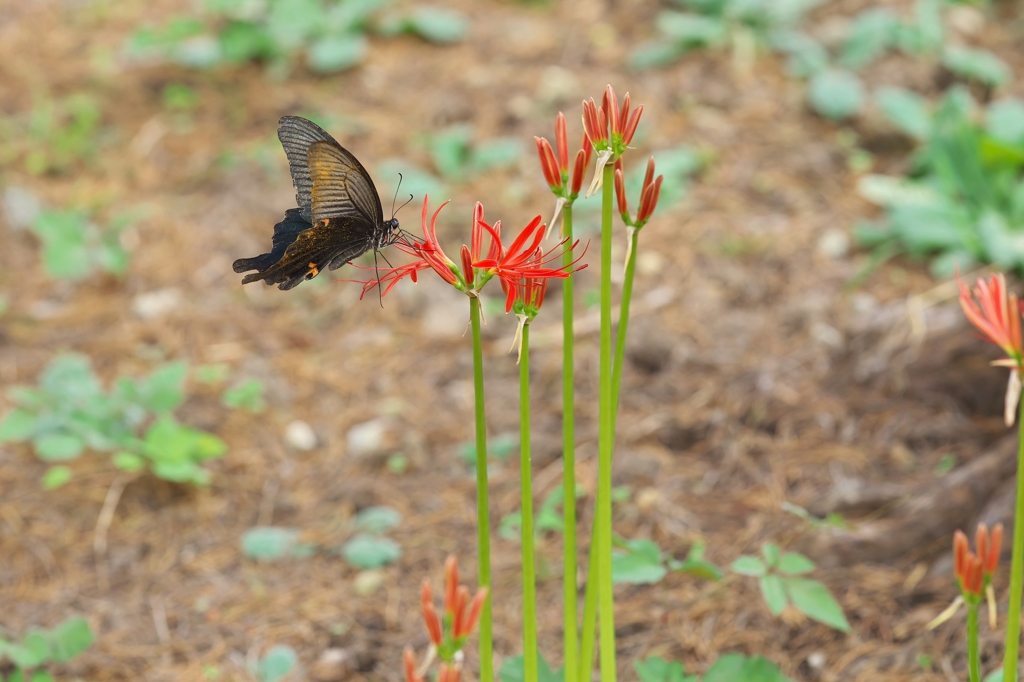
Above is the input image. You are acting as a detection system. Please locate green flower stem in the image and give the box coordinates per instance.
[968,602,981,682]
[520,322,539,682]
[562,204,578,681]
[578,530,598,682]
[1005,396,1024,682]
[470,296,493,682]
[597,161,618,682]
[612,228,639,411]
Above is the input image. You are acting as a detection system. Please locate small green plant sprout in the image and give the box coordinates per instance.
[499,486,583,540]
[0,354,226,488]
[459,432,518,469]
[612,538,723,585]
[428,125,522,183]
[30,208,131,281]
[857,88,1024,277]
[0,616,95,682]
[19,93,101,175]
[221,378,266,413]
[497,653,563,682]
[629,0,825,70]
[241,505,403,569]
[731,543,850,632]
[254,644,300,682]
[635,656,697,682]
[781,501,847,530]
[634,654,794,682]
[126,0,466,75]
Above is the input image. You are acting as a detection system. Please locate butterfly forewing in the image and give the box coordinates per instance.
[278,116,342,222]
[307,141,383,225]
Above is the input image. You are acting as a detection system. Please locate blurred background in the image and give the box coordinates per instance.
[1,0,1023,679]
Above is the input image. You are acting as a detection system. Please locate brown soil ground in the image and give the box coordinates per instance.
[3,0,1024,681]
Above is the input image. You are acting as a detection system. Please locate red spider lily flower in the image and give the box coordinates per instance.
[958,272,1024,425]
[421,580,443,646]
[473,216,585,313]
[404,647,424,682]
[350,198,501,299]
[954,523,1003,599]
[600,85,644,148]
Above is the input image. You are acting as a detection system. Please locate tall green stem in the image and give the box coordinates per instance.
[597,161,618,682]
[520,322,539,682]
[580,227,640,682]
[612,228,639,410]
[1005,398,1024,682]
[562,205,578,680]
[968,603,981,682]
[470,296,493,682]
[578,530,598,682]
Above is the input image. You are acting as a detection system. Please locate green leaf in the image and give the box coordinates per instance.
[353,506,402,533]
[48,617,93,662]
[784,577,851,631]
[113,451,146,471]
[875,87,931,140]
[307,34,367,73]
[40,354,102,402]
[34,433,85,461]
[472,138,523,172]
[194,363,230,385]
[987,99,1024,144]
[703,654,793,682]
[430,125,474,180]
[839,8,897,70]
[140,361,187,413]
[241,527,314,561]
[670,542,724,581]
[612,551,667,585]
[634,657,695,682]
[760,574,788,615]
[777,552,816,575]
[12,632,50,668]
[257,644,298,682]
[730,555,767,576]
[219,21,276,63]
[222,379,266,413]
[31,671,55,682]
[656,12,727,47]
[42,465,73,490]
[630,41,686,70]
[762,543,781,567]
[807,69,865,121]
[340,534,401,569]
[498,653,563,682]
[771,31,828,78]
[943,47,1012,87]
[984,670,1004,682]
[406,8,467,44]
[0,409,39,442]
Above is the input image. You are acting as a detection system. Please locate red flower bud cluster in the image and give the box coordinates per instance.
[583,85,643,153]
[404,556,488,682]
[535,112,593,199]
[954,523,1002,600]
[613,156,664,229]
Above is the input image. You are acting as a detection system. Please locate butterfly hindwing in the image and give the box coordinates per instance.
[234,216,371,290]
[232,208,311,275]
[308,140,383,225]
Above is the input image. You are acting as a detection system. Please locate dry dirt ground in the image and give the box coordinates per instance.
[3,0,1024,680]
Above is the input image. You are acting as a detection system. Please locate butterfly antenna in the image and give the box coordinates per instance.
[397,193,414,214]
[391,173,403,220]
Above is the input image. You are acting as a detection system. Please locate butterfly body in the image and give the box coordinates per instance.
[233,116,400,290]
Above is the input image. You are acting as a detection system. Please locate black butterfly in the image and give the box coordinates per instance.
[233,116,402,291]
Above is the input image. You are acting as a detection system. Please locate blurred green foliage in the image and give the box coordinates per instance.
[29,208,131,281]
[858,87,1024,276]
[126,0,467,74]
[0,616,94,682]
[0,354,227,487]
